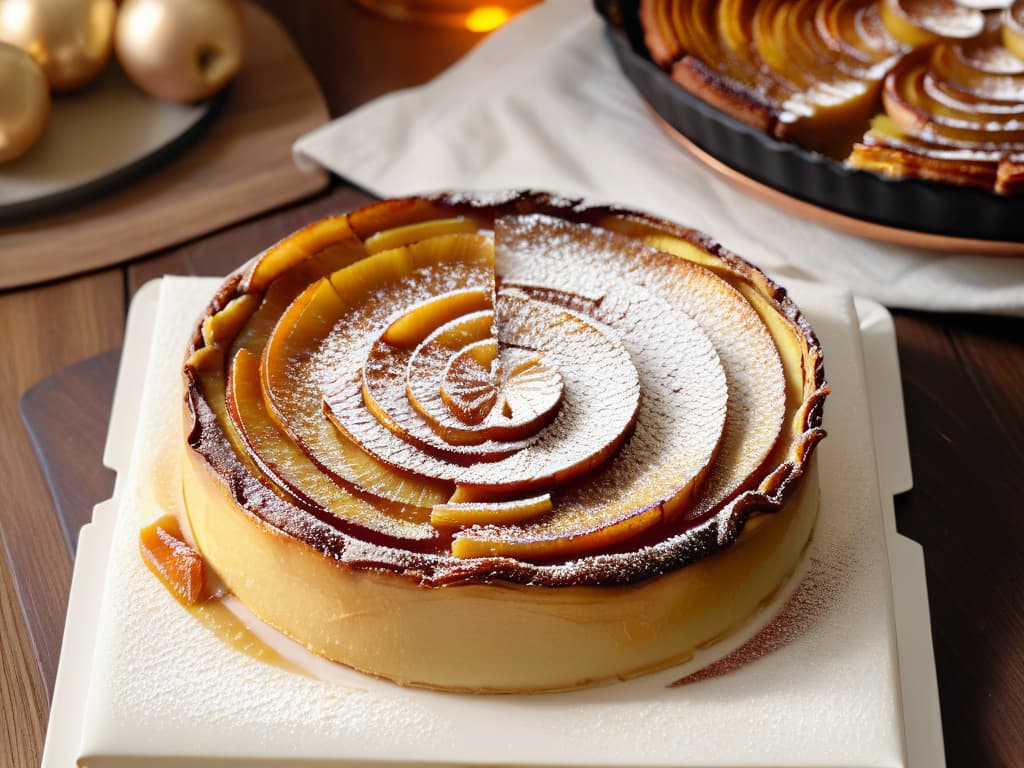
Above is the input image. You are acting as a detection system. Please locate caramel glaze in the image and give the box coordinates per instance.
[140,508,311,676]
[183,191,828,589]
[190,598,311,678]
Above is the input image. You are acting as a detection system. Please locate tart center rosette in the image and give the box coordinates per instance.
[180,193,828,692]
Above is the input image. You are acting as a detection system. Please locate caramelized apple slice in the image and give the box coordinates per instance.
[815,0,905,76]
[207,232,447,522]
[751,0,886,155]
[717,0,762,71]
[666,0,783,133]
[486,350,564,435]
[928,28,1024,101]
[439,339,499,425]
[883,47,1024,144]
[849,113,1006,189]
[326,289,649,498]
[391,310,565,448]
[404,310,497,432]
[228,349,435,540]
[320,235,546,465]
[360,341,536,462]
[639,0,684,66]
[451,505,667,560]
[455,247,735,557]
[644,0,895,155]
[262,277,452,507]
[347,197,466,240]
[360,307,544,461]
[431,494,553,527]
[596,211,807,497]
[365,217,483,255]
[382,288,492,348]
[240,215,359,295]
[880,0,984,46]
[201,294,259,349]
[139,515,206,605]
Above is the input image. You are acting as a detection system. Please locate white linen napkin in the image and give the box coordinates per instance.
[294,0,1024,316]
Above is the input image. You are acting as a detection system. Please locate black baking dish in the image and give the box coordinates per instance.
[595,0,1024,244]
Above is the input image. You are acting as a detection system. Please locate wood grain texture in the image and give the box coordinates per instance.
[0,268,125,768]
[0,4,329,290]
[127,187,374,294]
[0,548,46,768]
[893,311,1024,768]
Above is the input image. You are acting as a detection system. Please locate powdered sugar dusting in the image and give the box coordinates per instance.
[671,542,857,686]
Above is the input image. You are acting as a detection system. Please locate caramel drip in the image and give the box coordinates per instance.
[191,599,311,679]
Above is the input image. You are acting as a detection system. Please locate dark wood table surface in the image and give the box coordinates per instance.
[2,3,1022,767]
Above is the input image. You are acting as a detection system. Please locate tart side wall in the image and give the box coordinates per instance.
[181,434,819,693]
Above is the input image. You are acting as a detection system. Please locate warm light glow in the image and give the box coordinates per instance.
[1,0,32,35]
[465,6,511,32]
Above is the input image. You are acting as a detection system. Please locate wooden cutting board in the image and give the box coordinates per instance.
[0,3,329,289]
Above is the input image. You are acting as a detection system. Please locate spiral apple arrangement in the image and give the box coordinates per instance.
[0,0,243,165]
[184,192,827,571]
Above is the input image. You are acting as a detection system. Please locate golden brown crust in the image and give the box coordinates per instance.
[670,57,778,135]
[183,191,828,588]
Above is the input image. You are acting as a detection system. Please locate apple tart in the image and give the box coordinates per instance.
[638,0,1024,193]
[180,191,828,693]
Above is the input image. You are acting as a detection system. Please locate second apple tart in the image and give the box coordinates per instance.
[180,191,828,692]
[636,0,1024,193]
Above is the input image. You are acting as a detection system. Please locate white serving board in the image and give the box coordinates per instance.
[41,277,944,768]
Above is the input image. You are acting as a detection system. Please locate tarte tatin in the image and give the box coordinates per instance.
[175,191,828,693]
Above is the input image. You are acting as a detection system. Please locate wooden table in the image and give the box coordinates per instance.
[1,3,1022,766]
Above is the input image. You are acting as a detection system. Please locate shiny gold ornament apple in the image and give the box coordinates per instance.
[0,42,50,164]
[114,0,244,104]
[1006,0,1024,61]
[0,0,116,91]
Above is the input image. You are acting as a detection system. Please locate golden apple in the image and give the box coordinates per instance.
[114,0,243,103]
[1006,0,1024,61]
[0,41,49,163]
[0,0,115,91]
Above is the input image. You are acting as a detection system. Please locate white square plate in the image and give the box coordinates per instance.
[42,277,943,768]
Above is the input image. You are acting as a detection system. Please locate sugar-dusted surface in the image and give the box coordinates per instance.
[77,277,904,767]
[341,290,643,480]
[496,215,787,524]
